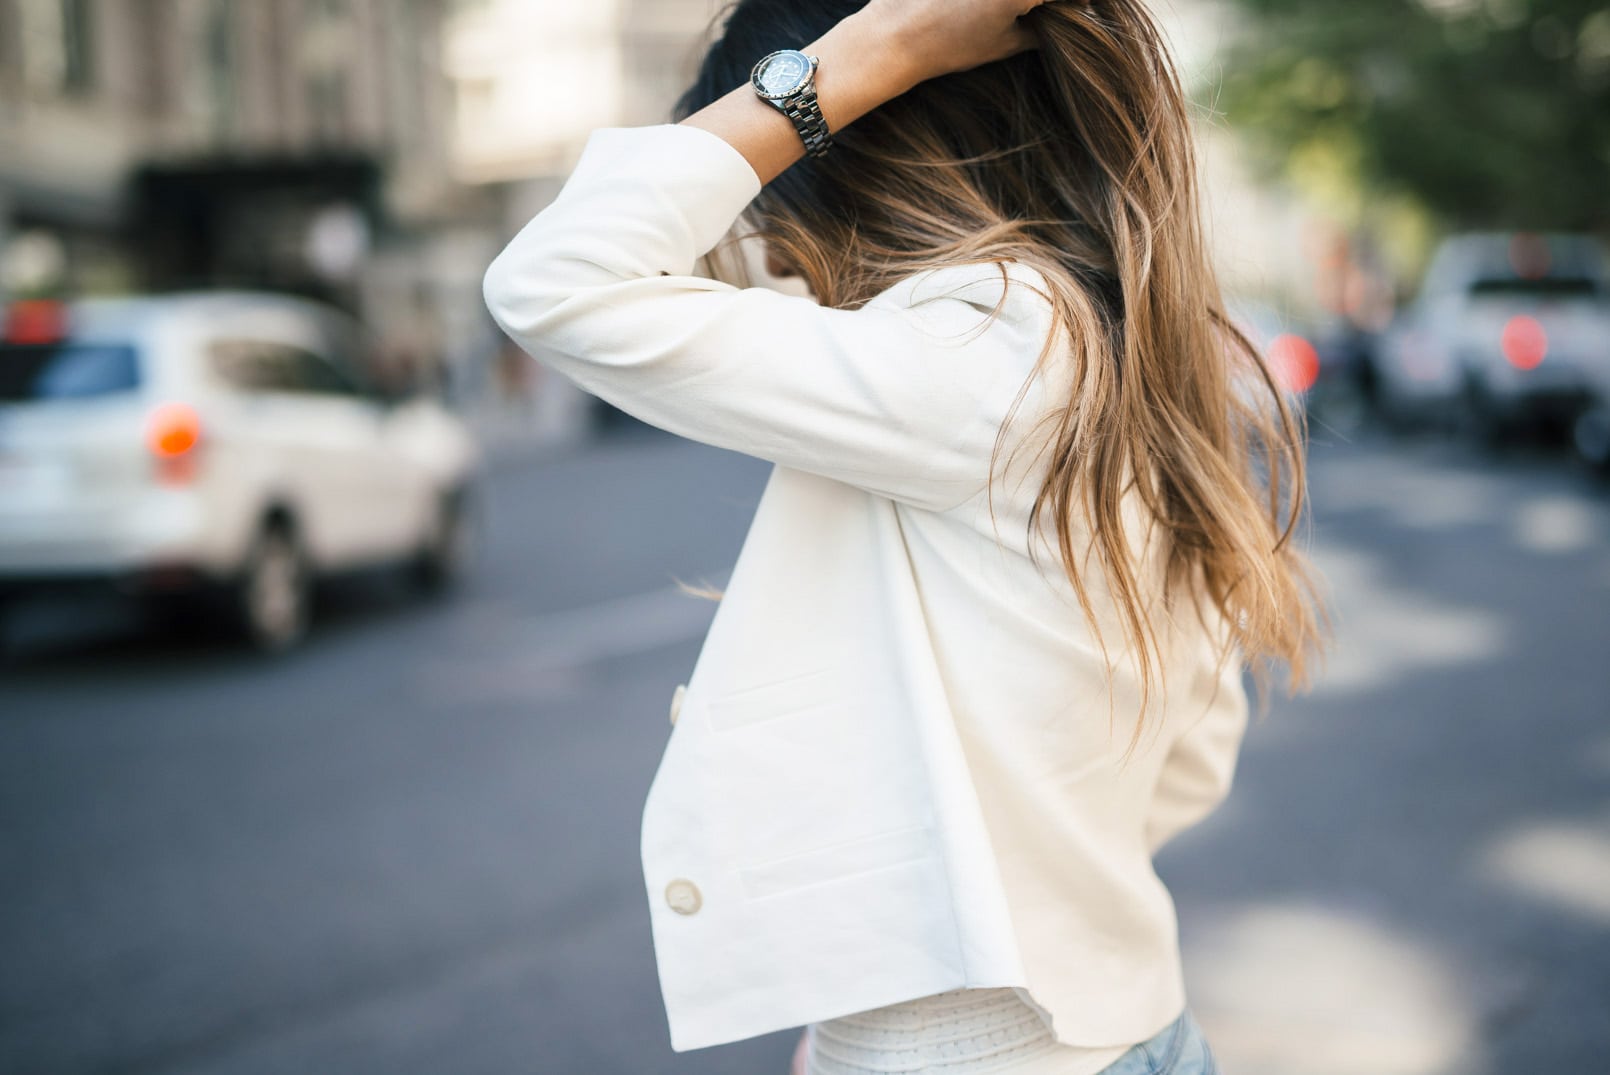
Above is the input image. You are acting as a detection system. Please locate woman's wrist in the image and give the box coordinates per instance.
[805,10,927,129]
[679,12,923,187]
[678,2,1040,187]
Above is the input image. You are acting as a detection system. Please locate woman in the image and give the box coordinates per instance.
[483,0,1328,1072]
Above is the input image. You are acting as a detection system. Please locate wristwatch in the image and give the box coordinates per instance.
[750,49,833,158]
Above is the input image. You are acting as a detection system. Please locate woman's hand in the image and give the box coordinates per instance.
[866,0,1057,84]
[681,0,1063,187]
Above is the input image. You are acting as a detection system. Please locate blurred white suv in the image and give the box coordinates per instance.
[1373,231,1610,437]
[0,291,480,652]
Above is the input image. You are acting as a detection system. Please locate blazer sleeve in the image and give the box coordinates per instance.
[481,123,1057,514]
[1144,650,1251,856]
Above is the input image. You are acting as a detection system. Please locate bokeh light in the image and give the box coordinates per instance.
[145,401,203,459]
[1501,315,1548,370]
[1268,333,1321,393]
[2,298,67,345]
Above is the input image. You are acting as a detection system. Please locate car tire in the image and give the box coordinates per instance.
[231,520,312,653]
[1573,403,1610,477]
[411,486,474,595]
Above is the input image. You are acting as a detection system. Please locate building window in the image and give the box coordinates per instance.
[203,0,234,137]
[60,0,94,93]
[307,73,349,142]
[301,0,352,143]
[18,0,96,97]
[131,0,174,117]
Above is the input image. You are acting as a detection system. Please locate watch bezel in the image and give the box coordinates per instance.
[750,49,817,100]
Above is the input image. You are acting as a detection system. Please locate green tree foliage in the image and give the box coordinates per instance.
[1212,0,1610,231]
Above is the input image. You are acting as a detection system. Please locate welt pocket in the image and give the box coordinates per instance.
[705,667,835,733]
[736,824,935,901]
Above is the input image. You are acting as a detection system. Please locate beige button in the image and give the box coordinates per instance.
[669,683,687,726]
[665,878,702,915]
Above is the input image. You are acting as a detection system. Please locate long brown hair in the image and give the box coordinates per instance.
[677,0,1329,752]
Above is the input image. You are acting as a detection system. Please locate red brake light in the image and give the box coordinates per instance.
[148,403,202,457]
[1501,315,1547,370]
[4,299,68,345]
[1268,333,1320,394]
[147,403,203,483]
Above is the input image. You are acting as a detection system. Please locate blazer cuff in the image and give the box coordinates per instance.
[558,123,765,264]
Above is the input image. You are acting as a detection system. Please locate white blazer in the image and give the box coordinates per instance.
[482,123,1250,1054]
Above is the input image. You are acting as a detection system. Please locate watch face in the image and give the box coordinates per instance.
[754,50,810,98]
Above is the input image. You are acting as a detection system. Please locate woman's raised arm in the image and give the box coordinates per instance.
[480,1,1064,512]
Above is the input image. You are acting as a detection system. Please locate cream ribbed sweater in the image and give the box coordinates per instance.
[807,988,1134,1074]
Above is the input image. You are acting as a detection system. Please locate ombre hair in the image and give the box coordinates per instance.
[676,0,1329,750]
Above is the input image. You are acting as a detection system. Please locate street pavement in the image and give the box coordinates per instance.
[2,420,1607,1075]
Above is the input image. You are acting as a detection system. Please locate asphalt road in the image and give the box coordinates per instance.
[2,421,1607,1075]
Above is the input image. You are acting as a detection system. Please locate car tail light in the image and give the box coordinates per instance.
[3,299,68,344]
[146,402,204,484]
[1268,333,1320,394]
[1501,315,1547,370]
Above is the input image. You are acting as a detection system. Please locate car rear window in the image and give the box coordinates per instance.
[1468,277,1602,298]
[0,343,142,402]
[210,338,364,397]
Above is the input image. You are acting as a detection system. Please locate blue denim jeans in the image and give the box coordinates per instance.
[1095,1007,1220,1075]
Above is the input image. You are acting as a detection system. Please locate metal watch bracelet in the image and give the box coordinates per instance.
[780,87,832,158]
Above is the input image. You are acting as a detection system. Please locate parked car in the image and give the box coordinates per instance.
[0,291,480,652]
[1371,231,1610,439]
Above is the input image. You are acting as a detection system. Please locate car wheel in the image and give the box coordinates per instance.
[411,487,474,594]
[233,521,311,653]
[1573,403,1610,476]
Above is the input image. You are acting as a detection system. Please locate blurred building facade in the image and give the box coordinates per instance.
[444,0,717,191]
[441,0,725,444]
[0,0,498,401]
[1,0,1347,448]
